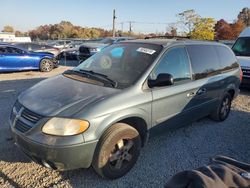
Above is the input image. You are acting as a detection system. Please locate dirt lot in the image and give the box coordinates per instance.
[0,68,250,188]
[0,66,72,81]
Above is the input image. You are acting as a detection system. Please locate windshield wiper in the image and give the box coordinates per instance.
[78,69,118,88]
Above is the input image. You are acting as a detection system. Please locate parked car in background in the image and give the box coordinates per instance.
[57,41,84,60]
[10,39,240,179]
[14,42,60,57]
[232,27,250,86]
[0,44,58,72]
[57,39,105,61]
[78,37,134,60]
[47,40,72,49]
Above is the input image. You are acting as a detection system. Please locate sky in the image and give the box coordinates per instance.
[1,0,249,33]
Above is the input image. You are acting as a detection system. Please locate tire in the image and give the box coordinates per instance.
[92,123,141,179]
[40,59,54,72]
[210,93,232,122]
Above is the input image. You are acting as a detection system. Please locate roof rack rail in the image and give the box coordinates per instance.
[144,35,190,40]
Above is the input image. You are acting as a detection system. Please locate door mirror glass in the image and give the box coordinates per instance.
[148,73,174,88]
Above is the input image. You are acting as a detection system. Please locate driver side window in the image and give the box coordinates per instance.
[152,47,191,83]
[6,47,24,54]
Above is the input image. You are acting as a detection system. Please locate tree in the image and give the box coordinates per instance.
[191,18,216,40]
[2,25,14,33]
[214,19,234,40]
[231,20,245,38]
[238,7,250,26]
[15,30,24,37]
[215,19,245,40]
[177,9,200,35]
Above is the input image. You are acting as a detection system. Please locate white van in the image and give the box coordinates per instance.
[232,27,250,86]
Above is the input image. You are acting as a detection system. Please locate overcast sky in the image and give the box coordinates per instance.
[1,0,249,33]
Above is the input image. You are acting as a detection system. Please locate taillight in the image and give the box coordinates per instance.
[240,67,243,82]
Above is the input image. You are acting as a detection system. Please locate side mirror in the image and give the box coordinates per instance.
[148,73,174,88]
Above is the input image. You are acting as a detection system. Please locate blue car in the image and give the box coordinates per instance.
[0,44,58,72]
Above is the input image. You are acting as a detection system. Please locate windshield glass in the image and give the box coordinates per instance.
[73,43,162,88]
[232,37,250,56]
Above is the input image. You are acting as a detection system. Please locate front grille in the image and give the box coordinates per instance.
[242,68,250,77]
[15,119,32,133]
[22,108,43,124]
[11,101,44,133]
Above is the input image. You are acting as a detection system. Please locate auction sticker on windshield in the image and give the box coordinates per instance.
[137,47,156,55]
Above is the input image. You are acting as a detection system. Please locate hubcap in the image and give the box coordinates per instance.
[220,97,230,118]
[42,60,52,71]
[109,139,134,170]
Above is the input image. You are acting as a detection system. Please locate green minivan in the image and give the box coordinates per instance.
[10,39,241,179]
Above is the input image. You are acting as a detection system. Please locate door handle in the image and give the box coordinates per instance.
[187,92,195,98]
[197,88,207,95]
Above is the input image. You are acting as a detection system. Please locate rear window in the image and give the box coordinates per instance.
[187,45,220,80]
[215,46,238,71]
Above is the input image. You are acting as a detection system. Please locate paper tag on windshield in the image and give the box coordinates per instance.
[137,47,156,55]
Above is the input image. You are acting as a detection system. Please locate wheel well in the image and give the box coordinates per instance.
[118,117,148,147]
[227,89,235,99]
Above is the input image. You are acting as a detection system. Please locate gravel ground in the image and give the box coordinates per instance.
[0,70,250,188]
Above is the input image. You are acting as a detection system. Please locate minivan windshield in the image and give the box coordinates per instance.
[72,43,162,89]
[232,37,250,56]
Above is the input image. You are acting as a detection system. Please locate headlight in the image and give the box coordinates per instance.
[42,117,89,136]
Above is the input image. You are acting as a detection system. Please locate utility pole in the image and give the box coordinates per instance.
[121,22,124,33]
[112,9,116,37]
[129,21,132,36]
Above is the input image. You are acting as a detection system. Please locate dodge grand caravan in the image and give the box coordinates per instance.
[10,39,241,179]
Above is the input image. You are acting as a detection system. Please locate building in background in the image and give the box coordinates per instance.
[0,32,31,42]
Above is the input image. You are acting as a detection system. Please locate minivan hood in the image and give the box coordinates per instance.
[18,75,119,117]
[236,56,250,67]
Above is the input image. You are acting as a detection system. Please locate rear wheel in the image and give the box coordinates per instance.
[40,59,54,72]
[210,93,232,122]
[92,123,141,179]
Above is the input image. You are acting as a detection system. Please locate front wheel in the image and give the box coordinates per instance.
[40,59,54,72]
[92,123,141,179]
[210,93,232,122]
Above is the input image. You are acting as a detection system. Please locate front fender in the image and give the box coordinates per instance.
[83,107,151,142]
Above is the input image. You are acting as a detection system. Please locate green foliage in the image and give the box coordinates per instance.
[190,18,216,40]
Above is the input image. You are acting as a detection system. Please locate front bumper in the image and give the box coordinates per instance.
[12,131,98,170]
[51,58,59,67]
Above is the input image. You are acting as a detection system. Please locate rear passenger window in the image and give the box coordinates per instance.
[187,45,220,80]
[215,46,238,71]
